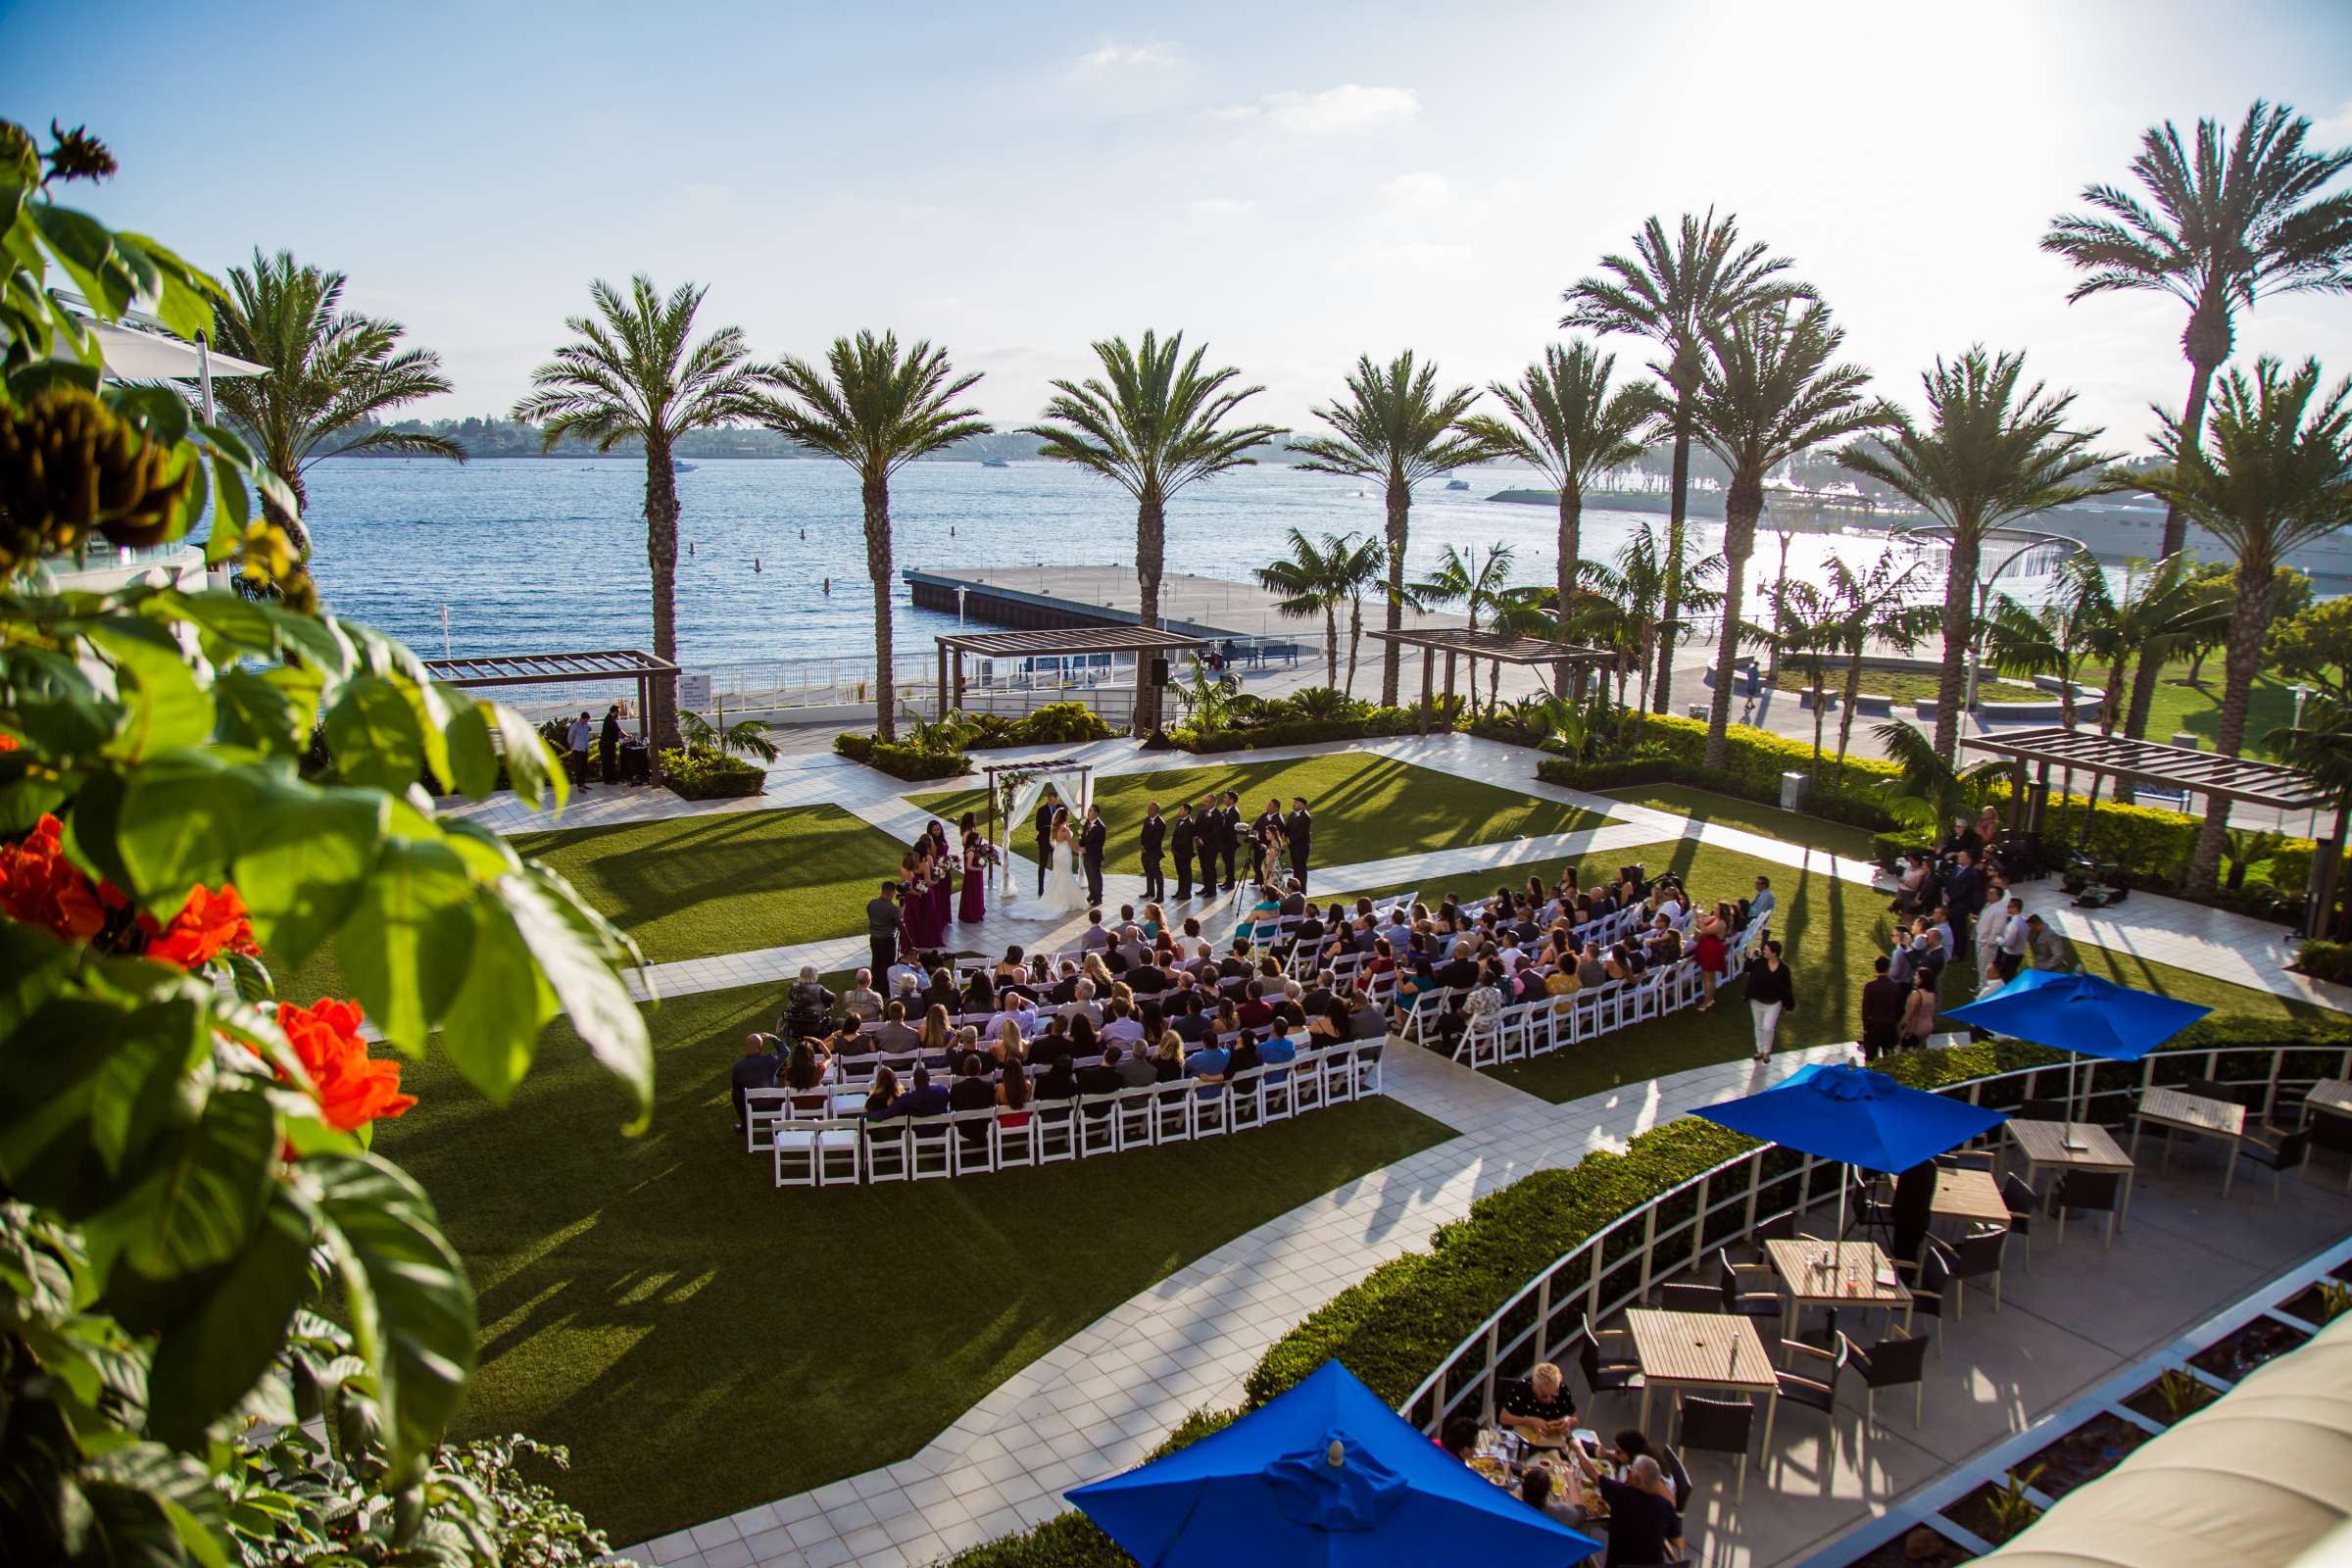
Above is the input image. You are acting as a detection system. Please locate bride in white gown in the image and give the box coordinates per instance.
[1006,809,1089,921]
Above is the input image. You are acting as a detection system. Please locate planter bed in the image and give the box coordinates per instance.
[2187,1316,2311,1381]
[1939,1482,2039,1550]
[1836,1527,1978,1568]
[2123,1372,2220,1427]
[2277,1280,2346,1325]
[2019,1411,2151,1499]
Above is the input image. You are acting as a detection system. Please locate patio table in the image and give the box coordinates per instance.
[2302,1078,2352,1121]
[2131,1086,2247,1197]
[2003,1119,2135,1243]
[1929,1166,2010,1229]
[1765,1238,1910,1357]
[1623,1306,1779,1446]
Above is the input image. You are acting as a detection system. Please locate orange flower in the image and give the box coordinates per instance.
[0,813,106,942]
[0,733,19,750]
[148,883,261,968]
[273,998,416,1133]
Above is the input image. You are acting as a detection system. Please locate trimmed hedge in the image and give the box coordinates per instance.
[2296,939,2352,987]
[1171,705,1426,753]
[656,746,764,800]
[832,731,973,780]
[1536,722,1897,830]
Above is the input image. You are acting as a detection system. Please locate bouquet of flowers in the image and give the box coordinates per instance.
[967,840,1003,870]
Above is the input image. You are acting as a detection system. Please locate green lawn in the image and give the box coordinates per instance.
[912,754,1606,879]
[2139,660,2301,761]
[1771,666,2040,704]
[378,980,1452,1544]
[1597,784,1879,860]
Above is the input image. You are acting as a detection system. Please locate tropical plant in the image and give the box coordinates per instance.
[1327,531,1388,699]
[1577,526,1727,714]
[2044,100,2352,739]
[1982,1466,2046,1540]
[2153,1367,2218,1423]
[1687,300,1886,767]
[1765,577,1843,778]
[0,122,650,1566]
[1840,348,2122,760]
[2082,554,2225,791]
[1411,541,1518,711]
[1460,341,1659,684]
[2221,827,2288,891]
[1825,551,1937,776]
[677,695,778,762]
[1024,330,1283,730]
[1984,559,2099,803]
[1169,659,1240,732]
[753,331,991,742]
[1254,528,1357,688]
[2318,1279,2352,1321]
[1872,719,2013,836]
[1291,352,1493,705]
[2268,594,2352,702]
[207,249,462,557]
[1563,210,1812,712]
[514,275,764,747]
[2133,357,2352,890]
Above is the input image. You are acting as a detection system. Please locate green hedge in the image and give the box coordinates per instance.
[1171,705,1427,753]
[962,702,1119,749]
[656,746,764,800]
[832,731,973,780]
[2294,940,2352,987]
[1536,723,1897,830]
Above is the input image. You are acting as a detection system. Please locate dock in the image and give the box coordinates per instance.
[903,565,1467,642]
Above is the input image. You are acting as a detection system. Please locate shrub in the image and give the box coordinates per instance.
[833,730,975,780]
[2297,939,2352,986]
[961,701,1117,749]
[1173,705,1426,753]
[659,745,765,799]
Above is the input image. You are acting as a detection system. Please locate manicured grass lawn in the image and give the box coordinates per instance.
[2139,659,2300,761]
[1596,784,1879,861]
[912,755,1607,876]
[1338,836,2328,1106]
[377,980,1453,1544]
[1771,666,2040,704]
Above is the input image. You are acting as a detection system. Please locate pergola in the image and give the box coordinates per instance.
[932,625,1209,723]
[1364,628,1620,735]
[1962,726,2344,934]
[421,648,682,742]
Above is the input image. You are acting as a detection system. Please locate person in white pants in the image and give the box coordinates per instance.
[1744,939,1795,1063]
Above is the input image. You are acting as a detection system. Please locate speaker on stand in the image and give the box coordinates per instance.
[1139,654,1177,751]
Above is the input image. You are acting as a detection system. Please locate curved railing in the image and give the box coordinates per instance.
[1399,1038,2352,1433]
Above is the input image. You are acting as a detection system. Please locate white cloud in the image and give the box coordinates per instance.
[1071,41,1188,75]
[1186,197,1255,220]
[1378,172,1453,215]
[1215,84,1419,136]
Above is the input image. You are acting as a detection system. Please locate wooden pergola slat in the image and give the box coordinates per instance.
[933,626,1211,724]
[1962,726,2333,810]
[1363,627,1622,736]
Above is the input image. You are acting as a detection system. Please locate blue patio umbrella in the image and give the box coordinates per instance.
[1695,1062,2009,1175]
[1067,1359,1600,1568]
[1943,969,2213,1137]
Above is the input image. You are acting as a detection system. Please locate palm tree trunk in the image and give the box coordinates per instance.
[1703,476,1762,769]
[1323,605,1340,687]
[2188,563,2271,894]
[1933,524,1981,762]
[1555,488,1582,694]
[275,466,314,561]
[1380,474,1410,706]
[864,469,897,743]
[1809,658,1828,780]
[2098,649,2134,801]
[1345,595,1363,699]
[1135,490,1165,731]
[2128,348,2222,739]
[643,438,683,750]
[1656,405,1691,714]
[1836,652,1864,777]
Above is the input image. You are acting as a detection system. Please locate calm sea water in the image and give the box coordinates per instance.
[302,457,1983,670]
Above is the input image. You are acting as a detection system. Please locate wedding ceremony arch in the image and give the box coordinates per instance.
[982,758,1096,896]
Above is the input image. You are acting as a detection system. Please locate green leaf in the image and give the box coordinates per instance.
[322,674,423,792]
[487,701,564,811]
[211,665,317,753]
[402,678,456,797]
[441,702,498,797]
[222,951,274,1005]
[99,1086,275,1281]
[432,887,549,1106]
[437,816,520,882]
[168,588,275,656]
[87,617,213,760]
[206,451,249,565]
[304,1154,475,1481]
[230,782,384,969]
[80,1444,233,1568]
[339,838,473,1056]
[117,748,254,913]
[148,1187,315,1450]
[502,870,652,1128]
[31,203,132,318]
[89,997,206,1176]
[0,918,78,1042]
[254,603,354,678]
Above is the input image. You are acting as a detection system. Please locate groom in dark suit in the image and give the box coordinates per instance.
[1169,802,1197,900]
[1139,802,1166,902]
[1080,803,1107,906]
[1033,787,1059,895]
[1286,795,1313,892]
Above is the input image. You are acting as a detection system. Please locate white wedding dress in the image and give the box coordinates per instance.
[1006,829,1088,922]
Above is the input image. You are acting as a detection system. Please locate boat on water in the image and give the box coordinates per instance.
[675,462,699,472]
[1446,478,1470,490]
[981,458,1010,468]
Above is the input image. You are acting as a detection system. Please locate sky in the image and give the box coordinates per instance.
[9,0,2352,450]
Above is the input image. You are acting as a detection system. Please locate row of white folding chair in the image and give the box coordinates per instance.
[1455,915,1771,1069]
[768,1045,1386,1186]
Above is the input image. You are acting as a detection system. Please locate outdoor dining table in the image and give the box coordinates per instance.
[2309,1080,2352,1192]
[1764,1238,1911,1357]
[1622,1306,1780,1446]
[2003,1119,2136,1242]
[2131,1086,2247,1197]
[1929,1165,2011,1230]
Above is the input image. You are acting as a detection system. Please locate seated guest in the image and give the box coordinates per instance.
[782,965,835,1039]
[884,954,923,1000]
[959,968,995,1015]
[1368,936,1396,977]
[1603,946,1635,983]
[731,1034,781,1131]
[1061,978,1102,1028]
[1081,951,1117,995]
[1258,1017,1298,1080]
[991,946,1028,985]
[1079,908,1110,951]
[1279,878,1307,917]
[1397,955,1439,1012]
[918,1004,955,1060]
[1213,998,1241,1040]
[1075,1043,1126,1099]
[892,1063,951,1117]
[948,1054,996,1141]
[1498,1361,1578,1446]
[1171,993,1212,1045]
[986,1018,1024,1071]
[1047,959,1082,1005]
[872,1000,920,1054]
[1112,924,1149,972]
[1117,1034,1159,1088]
[996,1059,1032,1126]
[1641,916,1682,965]
[1439,1415,1481,1461]
[1226,1031,1262,1082]
[1035,1055,1079,1114]
[991,991,1039,1040]
[1150,1030,1187,1082]
[1237,981,1275,1031]
[861,1065,902,1119]
[1574,1451,1683,1567]
[1178,917,1211,963]
[1101,998,1146,1048]
[1185,1034,1231,1096]
[1517,1468,1586,1529]
[920,967,960,1017]
[1348,986,1390,1041]
[1129,946,1173,995]
[1435,941,1479,991]
[839,969,884,1024]
[1218,940,1253,981]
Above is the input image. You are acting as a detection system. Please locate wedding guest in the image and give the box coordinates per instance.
[1745,940,1796,1063]
[997,1060,1033,1129]
[861,1065,902,1119]
[1075,1043,1125,1100]
[783,1037,828,1093]
[960,968,996,1016]
[1080,908,1110,952]
[873,1000,920,1054]
[2025,912,2073,972]
[1898,967,1939,1052]
[782,965,836,1040]
[949,1054,997,1145]
[866,880,902,987]
[892,1065,952,1119]
[992,946,1028,985]
[1151,1030,1187,1082]
[730,1034,779,1133]
[1859,956,1905,1062]
[921,967,960,1017]
[841,969,884,1024]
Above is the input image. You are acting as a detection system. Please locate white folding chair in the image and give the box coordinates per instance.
[1152,1088,1194,1143]
[907,1117,955,1180]
[1077,1096,1121,1157]
[1230,1072,1266,1131]
[743,1088,791,1152]
[861,1121,908,1184]
[1115,1086,1157,1150]
[949,1110,996,1177]
[1036,1108,1077,1163]
[996,1114,1037,1169]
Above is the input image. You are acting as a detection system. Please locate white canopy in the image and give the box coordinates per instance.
[85,318,267,381]
[1980,1307,2352,1567]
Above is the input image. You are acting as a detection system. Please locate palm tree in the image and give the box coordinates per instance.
[2130,357,2352,892]
[515,275,765,748]
[1328,532,1388,699]
[1839,348,2121,762]
[753,332,991,742]
[1024,330,1284,730]
[2269,695,2352,935]
[1687,301,1886,769]
[1586,524,1726,714]
[208,249,463,556]
[1563,211,1812,712]
[1984,564,2097,805]
[1291,353,1494,705]
[1460,341,1659,686]
[1824,552,1937,776]
[1412,542,1518,711]
[1254,528,1353,688]
[2044,101,2352,741]
[2083,555,2221,786]
[1764,577,1843,778]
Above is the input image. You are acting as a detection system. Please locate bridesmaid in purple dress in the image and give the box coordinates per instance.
[958,812,987,924]
[924,820,955,929]
[901,849,939,954]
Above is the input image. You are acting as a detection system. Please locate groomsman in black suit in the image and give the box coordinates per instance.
[1033,787,1060,895]
[1081,803,1108,906]
[1169,802,1197,899]
[1286,795,1314,892]
[1139,802,1167,902]
[1215,790,1242,892]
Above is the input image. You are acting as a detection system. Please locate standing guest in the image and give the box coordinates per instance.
[1139,801,1166,903]
[1744,940,1796,1064]
[1033,786,1060,896]
[2025,912,2072,972]
[599,703,624,785]
[1170,802,1198,901]
[1286,795,1314,892]
[1859,956,1905,1062]
[958,812,989,924]
[1081,803,1108,906]
[1993,896,2031,982]
[1898,967,1940,1052]
[841,967,884,1024]
[1692,902,1733,1011]
[730,1034,779,1134]
[565,710,595,792]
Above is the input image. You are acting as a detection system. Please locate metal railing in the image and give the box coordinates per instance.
[1399,1039,2352,1435]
